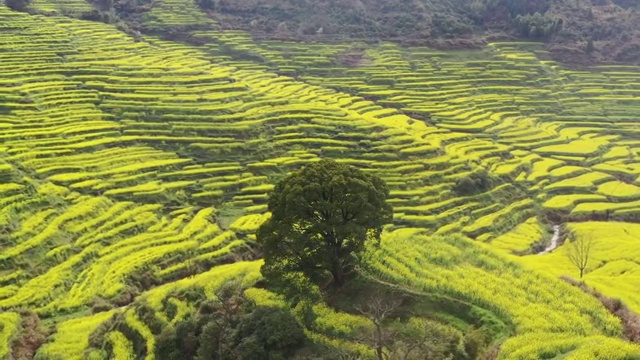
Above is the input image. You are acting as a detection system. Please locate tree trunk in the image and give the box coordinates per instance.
[375,323,384,360]
[376,345,384,360]
[579,267,584,279]
[331,261,344,286]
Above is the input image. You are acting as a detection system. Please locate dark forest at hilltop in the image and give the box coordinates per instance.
[197,0,640,63]
[7,0,640,63]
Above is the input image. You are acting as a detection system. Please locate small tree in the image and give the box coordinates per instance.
[454,169,495,196]
[355,292,402,360]
[353,291,469,360]
[233,306,306,359]
[566,234,594,279]
[156,283,306,360]
[391,317,466,360]
[257,159,393,287]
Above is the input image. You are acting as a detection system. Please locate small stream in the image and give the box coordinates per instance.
[538,224,561,255]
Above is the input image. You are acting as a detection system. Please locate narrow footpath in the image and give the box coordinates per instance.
[538,225,561,255]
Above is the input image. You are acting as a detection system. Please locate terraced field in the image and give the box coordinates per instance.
[2,2,640,359]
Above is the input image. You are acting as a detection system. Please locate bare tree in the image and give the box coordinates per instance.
[356,291,403,360]
[351,288,466,360]
[566,233,594,279]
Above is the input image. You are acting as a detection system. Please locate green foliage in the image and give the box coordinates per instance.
[111,0,151,13]
[257,159,393,287]
[174,286,209,305]
[156,284,244,360]
[487,0,551,17]
[270,271,322,306]
[390,317,468,360]
[514,12,560,38]
[432,12,473,37]
[462,327,489,360]
[454,170,496,196]
[234,306,305,359]
[90,297,114,314]
[135,304,165,334]
[155,287,306,360]
[164,318,200,359]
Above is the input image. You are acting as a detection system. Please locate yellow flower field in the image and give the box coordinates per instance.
[1,3,640,359]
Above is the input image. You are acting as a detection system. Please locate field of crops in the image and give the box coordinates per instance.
[2,1,640,358]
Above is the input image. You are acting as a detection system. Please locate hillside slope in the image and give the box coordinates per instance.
[3,1,640,359]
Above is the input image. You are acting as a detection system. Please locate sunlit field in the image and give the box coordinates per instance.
[2,2,640,358]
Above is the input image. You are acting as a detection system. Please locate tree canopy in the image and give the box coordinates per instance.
[257,159,393,287]
[154,285,305,360]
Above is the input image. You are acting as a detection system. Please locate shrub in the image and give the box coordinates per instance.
[155,316,202,360]
[514,12,560,38]
[233,306,305,359]
[156,304,306,360]
[135,304,165,335]
[454,170,496,196]
[197,0,215,10]
[91,298,114,314]
[463,327,489,359]
[5,0,30,12]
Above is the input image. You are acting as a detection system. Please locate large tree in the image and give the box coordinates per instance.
[257,159,393,287]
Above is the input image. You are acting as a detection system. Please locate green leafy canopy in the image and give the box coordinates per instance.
[257,159,393,287]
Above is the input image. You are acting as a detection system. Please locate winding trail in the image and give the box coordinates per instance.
[538,225,561,255]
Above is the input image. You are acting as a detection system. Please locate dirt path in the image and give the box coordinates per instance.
[538,225,561,255]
